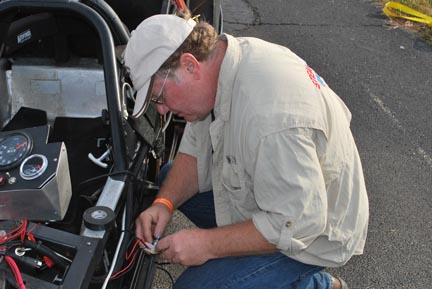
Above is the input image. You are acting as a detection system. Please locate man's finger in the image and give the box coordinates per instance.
[136,213,155,243]
[153,210,171,238]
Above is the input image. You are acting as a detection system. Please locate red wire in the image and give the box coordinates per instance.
[1,222,25,244]
[2,224,21,239]
[110,239,141,279]
[110,252,137,279]
[0,220,31,245]
[126,240,140,260]
[20,220,28,243]
[26,222,38,235]
[4,256,27,289]
[26,223,39,242]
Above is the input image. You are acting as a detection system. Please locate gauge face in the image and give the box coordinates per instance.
[19,154,48,180]
[0,132,33,170]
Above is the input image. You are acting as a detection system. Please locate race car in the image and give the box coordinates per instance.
[0,0,221,288]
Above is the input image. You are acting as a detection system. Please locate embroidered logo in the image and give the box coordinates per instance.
[305,66,326,90]
[17,30,32,44]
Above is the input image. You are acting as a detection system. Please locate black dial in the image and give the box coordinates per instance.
[0,132,33,170]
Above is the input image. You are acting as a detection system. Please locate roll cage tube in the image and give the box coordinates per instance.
[82,0,130,44]
[0,0,128,177]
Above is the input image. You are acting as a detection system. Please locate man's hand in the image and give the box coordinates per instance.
[135,203,173,244]
[136,152,199,244]
[155,220,278,266]
[156,228,213,266]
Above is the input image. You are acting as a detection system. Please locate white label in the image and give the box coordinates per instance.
[17,30,32,44]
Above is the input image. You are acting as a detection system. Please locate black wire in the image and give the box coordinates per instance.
[155,261,171,266]
[78,170,136,187]
[0,261,19,289]
[156,266,175,288]
[23,240,69,269]
[0,240,21,249]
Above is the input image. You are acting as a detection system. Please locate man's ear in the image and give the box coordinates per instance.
[179,53,200,78]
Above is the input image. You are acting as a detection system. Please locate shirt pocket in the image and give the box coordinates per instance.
[221,155,245,192]
[220,156,259,221]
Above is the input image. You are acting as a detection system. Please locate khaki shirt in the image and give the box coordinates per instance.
[178,34,369,267]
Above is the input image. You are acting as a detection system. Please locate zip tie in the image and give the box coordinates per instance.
[383,2,432,27]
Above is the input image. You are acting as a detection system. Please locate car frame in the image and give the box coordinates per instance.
[0,0,221,288]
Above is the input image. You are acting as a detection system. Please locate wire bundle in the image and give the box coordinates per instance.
[0,220,28,245]
[3,256,26,289]
[110,239,142,279]
[0,220,29,289]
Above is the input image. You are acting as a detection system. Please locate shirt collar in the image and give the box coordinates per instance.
[213,34,241,122]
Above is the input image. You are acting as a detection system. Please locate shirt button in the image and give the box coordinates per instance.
[285,221,292,228]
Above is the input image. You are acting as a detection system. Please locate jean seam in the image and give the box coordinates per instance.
[297,265,323,282]
[220,254,287,289]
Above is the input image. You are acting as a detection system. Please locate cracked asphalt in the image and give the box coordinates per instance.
[152,0,432,288]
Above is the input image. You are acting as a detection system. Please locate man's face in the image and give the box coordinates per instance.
[150,65,215,122]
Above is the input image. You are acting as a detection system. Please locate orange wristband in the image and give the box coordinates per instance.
[153,198,174,214]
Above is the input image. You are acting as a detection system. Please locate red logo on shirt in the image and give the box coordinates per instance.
[305,66,321,90]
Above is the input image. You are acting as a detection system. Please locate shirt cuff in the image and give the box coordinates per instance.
[253,211,307,254]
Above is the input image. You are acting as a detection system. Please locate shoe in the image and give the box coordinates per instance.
[333,276,349,289]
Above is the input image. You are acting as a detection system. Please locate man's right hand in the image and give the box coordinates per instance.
[135,203,173,244]
[136,153,199,244]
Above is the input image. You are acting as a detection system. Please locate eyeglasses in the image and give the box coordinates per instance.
[151,69,171,104]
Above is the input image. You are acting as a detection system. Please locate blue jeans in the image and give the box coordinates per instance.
[158,163,332,289]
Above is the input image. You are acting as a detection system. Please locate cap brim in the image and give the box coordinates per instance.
[132,76,154,118]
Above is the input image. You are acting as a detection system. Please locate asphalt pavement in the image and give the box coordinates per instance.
[153,0,432,288]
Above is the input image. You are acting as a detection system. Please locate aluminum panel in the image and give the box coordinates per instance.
[10,58,107,121]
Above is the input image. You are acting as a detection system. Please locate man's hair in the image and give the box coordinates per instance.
[158,10,219,73]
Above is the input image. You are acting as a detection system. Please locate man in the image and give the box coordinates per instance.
[124,11,368,289]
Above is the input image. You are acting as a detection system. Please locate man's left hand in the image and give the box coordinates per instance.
[156,228,213,266]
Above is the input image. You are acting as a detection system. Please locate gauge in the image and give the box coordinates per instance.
[19,154,48,180]
[0,132,33,170]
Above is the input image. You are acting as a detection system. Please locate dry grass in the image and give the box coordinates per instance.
[378,0,432,42]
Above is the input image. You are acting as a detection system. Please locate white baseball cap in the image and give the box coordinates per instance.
[124,14,197,118]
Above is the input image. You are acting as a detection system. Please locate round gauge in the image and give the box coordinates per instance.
[0,132,33,170]
[19,154,48,180]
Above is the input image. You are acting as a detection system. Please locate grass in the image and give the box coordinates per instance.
[378,0,432,42]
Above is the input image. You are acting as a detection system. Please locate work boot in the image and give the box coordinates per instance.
[332,276,349,289]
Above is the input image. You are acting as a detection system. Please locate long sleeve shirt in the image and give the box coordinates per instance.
[178,34,369,267]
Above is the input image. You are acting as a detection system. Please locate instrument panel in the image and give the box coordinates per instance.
[0,132,33,170]
[0,125,72,220]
